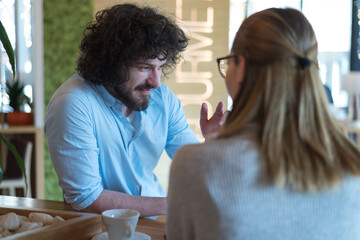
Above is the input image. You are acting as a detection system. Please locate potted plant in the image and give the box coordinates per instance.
[0,20,28,194]
[6,78,33,126]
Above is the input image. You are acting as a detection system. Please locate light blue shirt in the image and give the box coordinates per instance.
[45,74,199,210]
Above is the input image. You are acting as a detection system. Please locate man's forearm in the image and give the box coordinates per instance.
[82,189,167,217]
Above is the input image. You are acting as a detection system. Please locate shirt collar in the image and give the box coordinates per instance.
[95,84,119,108]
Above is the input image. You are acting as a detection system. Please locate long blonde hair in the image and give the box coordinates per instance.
[219,8,360,192]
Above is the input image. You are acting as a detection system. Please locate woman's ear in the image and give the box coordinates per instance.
[235,56,246,84]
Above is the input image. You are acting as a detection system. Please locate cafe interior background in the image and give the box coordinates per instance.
[0,0,358,201]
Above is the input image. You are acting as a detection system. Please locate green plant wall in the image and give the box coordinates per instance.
[44,0,93,200]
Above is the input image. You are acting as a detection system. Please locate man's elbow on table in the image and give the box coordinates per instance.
[80,189,168,217]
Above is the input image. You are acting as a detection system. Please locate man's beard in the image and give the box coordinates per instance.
[112,83,153,111]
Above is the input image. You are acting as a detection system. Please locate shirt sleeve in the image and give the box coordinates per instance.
[45,90,103,210]
[164,87,199,159]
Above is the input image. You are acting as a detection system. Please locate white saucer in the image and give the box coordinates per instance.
[91,231,151,240]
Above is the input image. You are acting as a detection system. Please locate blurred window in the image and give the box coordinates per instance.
[229,0,351,108]
[0,0,33,112]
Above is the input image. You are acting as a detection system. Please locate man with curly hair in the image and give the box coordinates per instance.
[45,3,225,217]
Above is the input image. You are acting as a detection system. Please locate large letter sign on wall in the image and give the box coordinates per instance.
[168,0,230,140]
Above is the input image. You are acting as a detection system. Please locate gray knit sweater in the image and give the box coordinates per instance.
[166,135,360,240]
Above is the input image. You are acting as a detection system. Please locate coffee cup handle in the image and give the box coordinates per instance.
[125,222,132,237]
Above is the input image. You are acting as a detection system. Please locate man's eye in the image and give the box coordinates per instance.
[138,66,150,71]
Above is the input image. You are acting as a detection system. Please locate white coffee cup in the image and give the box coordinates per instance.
[102,209,140,240]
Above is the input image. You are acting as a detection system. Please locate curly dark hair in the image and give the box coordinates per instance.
[76,4,189,86]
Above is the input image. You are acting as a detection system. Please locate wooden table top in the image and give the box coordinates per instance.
[0,195,166,240]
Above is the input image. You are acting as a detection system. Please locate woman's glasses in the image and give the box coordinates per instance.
[216,55,238,78]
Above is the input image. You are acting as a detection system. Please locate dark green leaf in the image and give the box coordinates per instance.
[0,133,28,195]
[0,21,16,79]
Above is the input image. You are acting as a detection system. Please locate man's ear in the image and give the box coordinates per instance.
[235,56,246,84]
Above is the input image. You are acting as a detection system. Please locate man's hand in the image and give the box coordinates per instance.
[200,102,228,140]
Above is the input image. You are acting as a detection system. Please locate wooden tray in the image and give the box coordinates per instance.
[0,206,102,240]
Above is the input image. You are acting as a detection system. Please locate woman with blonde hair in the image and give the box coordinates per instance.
[167,8,360,240]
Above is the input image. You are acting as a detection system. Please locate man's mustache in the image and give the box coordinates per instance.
[135,84,155,91]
